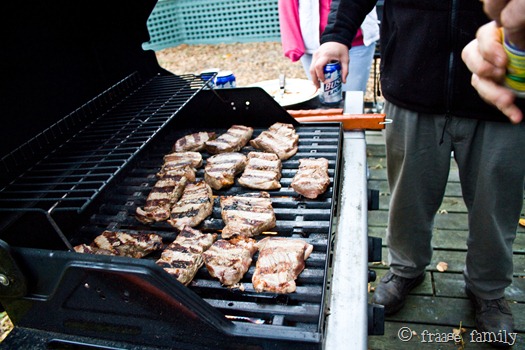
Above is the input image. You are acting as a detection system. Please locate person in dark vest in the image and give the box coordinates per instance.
[310,0,525,346]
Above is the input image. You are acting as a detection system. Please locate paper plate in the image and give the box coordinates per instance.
[247,78,319,107]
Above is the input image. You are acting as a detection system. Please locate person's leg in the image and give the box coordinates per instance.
[385,103,453,278]
[343,42,376,92]
[452,118,525,300]
[451,118,524,340]
[372,102,453,315]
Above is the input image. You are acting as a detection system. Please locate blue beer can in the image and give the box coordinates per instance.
[215,71,236,89]
[200,68,220,89]
[320,60,343,105]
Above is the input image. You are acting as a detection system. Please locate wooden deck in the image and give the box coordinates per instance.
[365,131,525,349]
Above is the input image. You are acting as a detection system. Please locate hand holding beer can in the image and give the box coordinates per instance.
[319,61,343,105]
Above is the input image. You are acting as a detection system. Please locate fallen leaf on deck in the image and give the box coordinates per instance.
[436,261,448,272]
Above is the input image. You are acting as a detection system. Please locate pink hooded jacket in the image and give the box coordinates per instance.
[278,0,364,62]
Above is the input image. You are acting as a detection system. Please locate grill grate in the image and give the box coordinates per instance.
[69,124,343,342]
[0,73,208,237]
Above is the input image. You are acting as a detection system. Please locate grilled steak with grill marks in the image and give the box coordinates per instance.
[156,226,217,285]
[252,237,313,294]
[163,151,203,166]
[74,230,163,258]
[156,151,202,180]
[238,152,282,190]
[250,122,299,160]
[290,158,330,199]
[173,131,216,152]
[204,125,253,154]
[204,152,247,190]
[202,237,257,286]
[135,174,189,223]
[167,181,214,230]
[220,192,276,239]
[73,244,115,255]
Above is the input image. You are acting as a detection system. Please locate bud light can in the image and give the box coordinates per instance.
[320,61,343,105]
[200,68,220,89]
[215,71,236,89]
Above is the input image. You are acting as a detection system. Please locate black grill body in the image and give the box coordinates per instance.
[0,1,345,349]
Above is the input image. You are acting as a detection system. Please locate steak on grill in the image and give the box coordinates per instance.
[157,151,202,180]
[252,237,313,294]
[220,192,276,239]
[204,152,247,190]
[238,152,282,190]
[74,230,164,259]
[167,181,214,230]
[250,122,299,160]
[202,236,257,286]
[135,174,189,223]
[163,151,203,166]
[156,226,217,285]
[290,158,330,199]
[204,125,253,154]
[172,131,216,152]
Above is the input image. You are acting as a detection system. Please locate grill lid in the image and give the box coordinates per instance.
[2,0,161,159]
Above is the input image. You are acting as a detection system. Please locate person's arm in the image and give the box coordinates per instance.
[310,0,377,87]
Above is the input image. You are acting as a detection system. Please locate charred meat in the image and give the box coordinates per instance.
[204,125,253,154]
[290,158,330,199]
[157,151,202,180]
[74,230,163,258]
[252,237,313,294]
[173,131,216,152]
[204,152,247,190]
[202,237,258,286]
[163,151,203,167]
[73,244,115,255]
[167,181,214,230]
[220,192,276,239]
[238,152,282,190]
[135,174,188,223]
[156,226,217,285]
[250,122,299,160]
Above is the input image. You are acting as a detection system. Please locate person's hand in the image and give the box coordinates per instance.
[309,42,350,89]
[462,21,523,123]
[483,0,525,48]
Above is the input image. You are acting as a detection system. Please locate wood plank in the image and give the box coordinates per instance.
[433,272,525,302]
[376,247,525,276]
[369,295,525,333]
[367,227,525,253]
[368,165,461,182]
[367,179,465,198]
[368,321,525,349]
[368,210,471,231]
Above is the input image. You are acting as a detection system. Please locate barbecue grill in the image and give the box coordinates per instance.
[0,1,382,349]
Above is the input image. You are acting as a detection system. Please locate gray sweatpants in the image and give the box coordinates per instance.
[384,101,525,299]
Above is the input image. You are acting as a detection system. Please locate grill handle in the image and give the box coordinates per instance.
[0,240,27,300]
[292,113,388,130]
